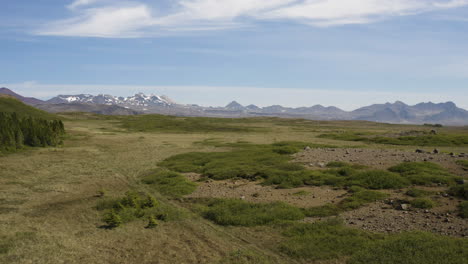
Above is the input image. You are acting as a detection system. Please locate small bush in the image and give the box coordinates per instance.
[456,160,468,169]
[349,170,409,189]
[339,187,387,210]
[406,188,433,197]
[146,216,158,229]
[348,232,468,264]
[410,198,435,209]
[142,170,197,198]
[96,192,184,228]
[447,184,468,200]
[103,210,122,228]
[203,199,304,226]
[459,201,468,218]
[389,162,459,185]
[292,191,310,196]
[280,219,377,260]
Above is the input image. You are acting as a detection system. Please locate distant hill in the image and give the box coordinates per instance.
[0,95,59,120]
[2,88,468,125]
[0,87,44,105]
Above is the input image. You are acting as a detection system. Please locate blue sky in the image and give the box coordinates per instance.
[1,0,468,110]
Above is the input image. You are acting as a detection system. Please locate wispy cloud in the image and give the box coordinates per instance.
[35,0,468,37]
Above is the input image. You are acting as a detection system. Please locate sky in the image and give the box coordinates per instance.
[1,0,468,110]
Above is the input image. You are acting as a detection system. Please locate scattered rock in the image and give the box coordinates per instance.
[415,149,425,153]
[317,162,326,168]
[433,149,439,154]
[398,204,410,211]
[304,146,311,151]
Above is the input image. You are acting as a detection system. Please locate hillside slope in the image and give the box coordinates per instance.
[0,95,59,119]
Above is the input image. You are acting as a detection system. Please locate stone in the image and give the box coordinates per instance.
[398,204,410,211]
[415,149,425,153]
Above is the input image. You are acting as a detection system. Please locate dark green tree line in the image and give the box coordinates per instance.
[0,112,65,152]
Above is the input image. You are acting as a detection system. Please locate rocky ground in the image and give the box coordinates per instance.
[185,173,346,208]
[294,147,468,177]
[184,147,468,237]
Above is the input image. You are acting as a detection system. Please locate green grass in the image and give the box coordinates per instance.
[459,201,468,218]
[159,142,315,188]
[0,97,58,120]
[319,132,468,146]
[161,142,443,190]
[0,232,37,255]
[405,188,434,197]
[348,232,468,264]
[456,160,468,169]
[280,220,468,263]
[389,162,460,185]
[447,184,468,200]
[348,170,409,189]
[142,170,197,198]
[202,199,305,226]
[118,114,264,133]
[96,191,185,228]
[338,186,388,210]
[304,187,387,217]
[217,250,272,264]
[410,198,435,209]
[280,218,378,260]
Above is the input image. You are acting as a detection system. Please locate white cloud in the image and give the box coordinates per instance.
[35,0,468,37]
[2,82,468,111]
[67,0,100,10]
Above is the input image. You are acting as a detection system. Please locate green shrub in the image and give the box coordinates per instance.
[146,216,158,229]
[389,162,459,185]
[447,184,468,200]
[159,142,313,187]
[349,170,409,189]
[103,210,122,228]
[280,219,377,260]
[406,188,433,197]
[459,201,468,218]
[410,198,435,209]
[339,187,387,210]
[349,232,468,264]
[456,160,468,169]
[292,191,310,196]
[203,199,304,226]
[142,170,197,198]
[319,132,468,146]
[96,191,184,228]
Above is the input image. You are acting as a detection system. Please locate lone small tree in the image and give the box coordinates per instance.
[104,210,122,228]
[146,216,158,229]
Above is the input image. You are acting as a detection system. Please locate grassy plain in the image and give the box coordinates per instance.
[0,113,467,263]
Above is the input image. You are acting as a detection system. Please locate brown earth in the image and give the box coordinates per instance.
[185,174,347,208]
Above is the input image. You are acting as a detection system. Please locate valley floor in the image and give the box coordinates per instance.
[0,114,467,264]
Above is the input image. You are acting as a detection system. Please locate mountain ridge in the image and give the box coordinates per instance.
[1,88,467,125]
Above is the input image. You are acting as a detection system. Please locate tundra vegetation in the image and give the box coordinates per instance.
[0,102,467,263]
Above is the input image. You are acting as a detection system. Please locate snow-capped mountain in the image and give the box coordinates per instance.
[47,93,175,109]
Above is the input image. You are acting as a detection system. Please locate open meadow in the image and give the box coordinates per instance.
[1,112,467,264]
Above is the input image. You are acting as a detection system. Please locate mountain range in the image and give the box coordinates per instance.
[1,87,467,126]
